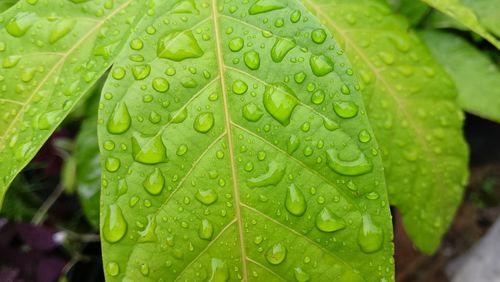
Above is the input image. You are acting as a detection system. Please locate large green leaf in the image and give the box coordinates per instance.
[304,0,468,253]
[420,30,500,123]
[387,0,430,27]
[0,0,17,13]
[0,0,144,207]
[461,0,500,38]
[75,91,101,229]
[419,0,500,49]
[99,0,394,280]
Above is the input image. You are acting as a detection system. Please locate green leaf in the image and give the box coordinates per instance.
[387,0,430,27]
[304,0,468,253]
[99,0,393,281]
[420,30,500,123]
[0,0,144,207]
[461,0,500,38]
[0,0,17,13]
[74,91,101,229]
[419,0,500,49]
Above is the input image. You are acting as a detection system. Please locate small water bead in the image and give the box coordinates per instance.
[294,267,310,282]
[176,144,188,156]
[333,101,359,119]
[104,140,115,151]
[310,55,334,77]
[198,219,214,240]
[21,67,35,82]
[247,161,286,188]
[244,162,254,172]
[242,103,264,122]
[172,108,188,123]
[257,151,267,161]
[248,0,287,15]
[105,157,121,172]
[195,188,218,205]
[102,204,127,243]
[143,168,165,195]
[149,111,162,124]
[152,77,170,93]
[365,192,380,200]
[208,258,229,282]
[266,243,287,265]
[244,50,260,70]
[193,112,215,133]
[106,262,120,277]
[232,80,248,95]
[132,64,151,80]
[290,10,301,23]
[311,28,327,44]
[6,12,37,37]
[263,83,298,126]
[341,84,351,95]
[131,134,168,164]
[358,214,383,253]
[49,18,76,44]
[274,17,285,27]
[301,122,310,132]
[326,147,373,176]
[285,184,307,216]
[287,135,300,154]
[271,37,296,63]
[107,102,131,134]
[140,263,149,276]
[229,37,244,52]
[294,72,307,84]
[3,55,20,68]
[117,179,128,196]
[358,130,371,143]
[130,38,144,50]
[315,207,346,233]
[157,30,204,61]
[311,89,325,105]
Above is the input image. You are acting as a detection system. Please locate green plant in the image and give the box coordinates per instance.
[0,0,498,280]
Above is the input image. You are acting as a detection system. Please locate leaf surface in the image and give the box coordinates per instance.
[0,0,143,207]
[98,0,394,280]
[420,30,500,123]
[419,0,500,49]
[304,0,468,253]
[0,0,17,13]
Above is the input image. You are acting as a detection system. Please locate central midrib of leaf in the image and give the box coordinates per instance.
[210,0,250,279]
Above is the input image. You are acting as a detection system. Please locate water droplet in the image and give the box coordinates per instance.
[311,90,325,105]
[333,101,358,119]
[208,258,229,282]
[242,103,264,122]
[107,102,131,134]
[232,80,248,95]
[130,38,144,50]
[105,157,121,172]
[132,64,151,80]
[357,214,383,253]
[229,37,244,52]
[195,188,218,205]
[138,215,158,242]
[49,19,76,44]
[294,267,310,282]
[247,161,286,188]
[271,37,296,63]
[140,263,149,276]
[358,130,371,143]
[198,219,214,240]
[311,29,327,44]
[326,148,373,176]
[285,184,307,216]
[157,30,204,61]
[266,242,287,265]
[294,72,307,84]
[244,50,260,70]
[310,55,334,77]
[263,83,298,126]
[315,207,346,232]
[106,262,120,277]
[287,135,300,154]
[102,204,127,243]
[248,0,287,15]
[143,168,165,195]
[132,134,168,164]
[6,12,37,37]
[152,77,170,93]
[176,144,189,156]
[193,112,215,133]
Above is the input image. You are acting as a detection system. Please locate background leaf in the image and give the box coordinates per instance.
[419,0,500,49]
[304,0,469,253]
[420,30,500,123]
[0,0,144,207]
[0,0,17,13]
[99,0,394,280]
[387,0,430,27]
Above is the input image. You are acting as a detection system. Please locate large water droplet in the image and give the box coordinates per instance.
[311,29,327,44]
[49,19,76,44]
[242,103,264,122]
[287,135,300,154]
[326,147,373,176]
[271,37,296,63]
[315,207,346,232]
[157,30,204,61]
[106,262,120,277]
[143,168,165,195]
[244,50,260,70]
[198,219,214,240]
[263,83,298,126]
[333,101,358,119]
[294,267,310,282]
[193,112,215,133]
[229,37,244,52]
[132,134,168,164]
[285,184,307,216]
[6,12,37,37]
[310,55,334,77]
[208,258,229,282]
[195,188,218,205]
[138,215,158,242]
[247,161,286,188]
[357,214,383,253]
[132,64,151,80]
[102,204,127,243]
[232,80,248,95]
[248,0,287,15]
[105,157,121,172]
[107,102,131,135]
[266,243,287,265]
